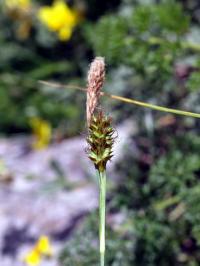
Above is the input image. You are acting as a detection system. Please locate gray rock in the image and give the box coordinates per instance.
[0,120,137,266]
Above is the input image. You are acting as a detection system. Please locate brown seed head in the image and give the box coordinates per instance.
[86,57,105,127]
[87,111,115,172]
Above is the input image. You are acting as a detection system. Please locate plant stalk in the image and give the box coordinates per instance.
[39,81,200,119]
[107,93,200,119]
[99,170,106,266]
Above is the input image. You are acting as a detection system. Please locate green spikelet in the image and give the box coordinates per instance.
[87,111,115,173]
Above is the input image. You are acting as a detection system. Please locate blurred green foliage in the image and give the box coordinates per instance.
[0,0,199,134]
[0,0,86,134]
[0,0,123,135]
[60,213,135,266]
[85,0,200,123]
[0,0,200,264]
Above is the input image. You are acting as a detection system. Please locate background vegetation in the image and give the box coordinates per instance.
[1,0,200,265]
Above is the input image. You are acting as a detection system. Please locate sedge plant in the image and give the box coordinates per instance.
[86,57,115,266]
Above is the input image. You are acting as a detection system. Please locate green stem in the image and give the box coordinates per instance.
[98,170,106,266]
[39,81,200,119]
[107,93,200,119]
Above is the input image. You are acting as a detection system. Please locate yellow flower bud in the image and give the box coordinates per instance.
[23,249,41,266]
[36,235,53,256]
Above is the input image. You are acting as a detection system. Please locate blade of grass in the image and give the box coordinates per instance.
[39,80,200,119]
[106,93,200,119]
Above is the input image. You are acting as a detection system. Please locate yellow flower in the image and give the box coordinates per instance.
[58,26,72,41]
[17,19,32,39]
[38,0,79,41]
[36,235,53,256]
[24,249,41,266]
[5,0,30,10]
[5,0,32,39]
[23,236,53,266]
[29,117,52,150]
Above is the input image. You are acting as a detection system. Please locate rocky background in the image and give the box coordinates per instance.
[0,0,200,265]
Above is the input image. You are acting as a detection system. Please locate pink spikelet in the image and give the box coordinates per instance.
[86,57,105,127]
